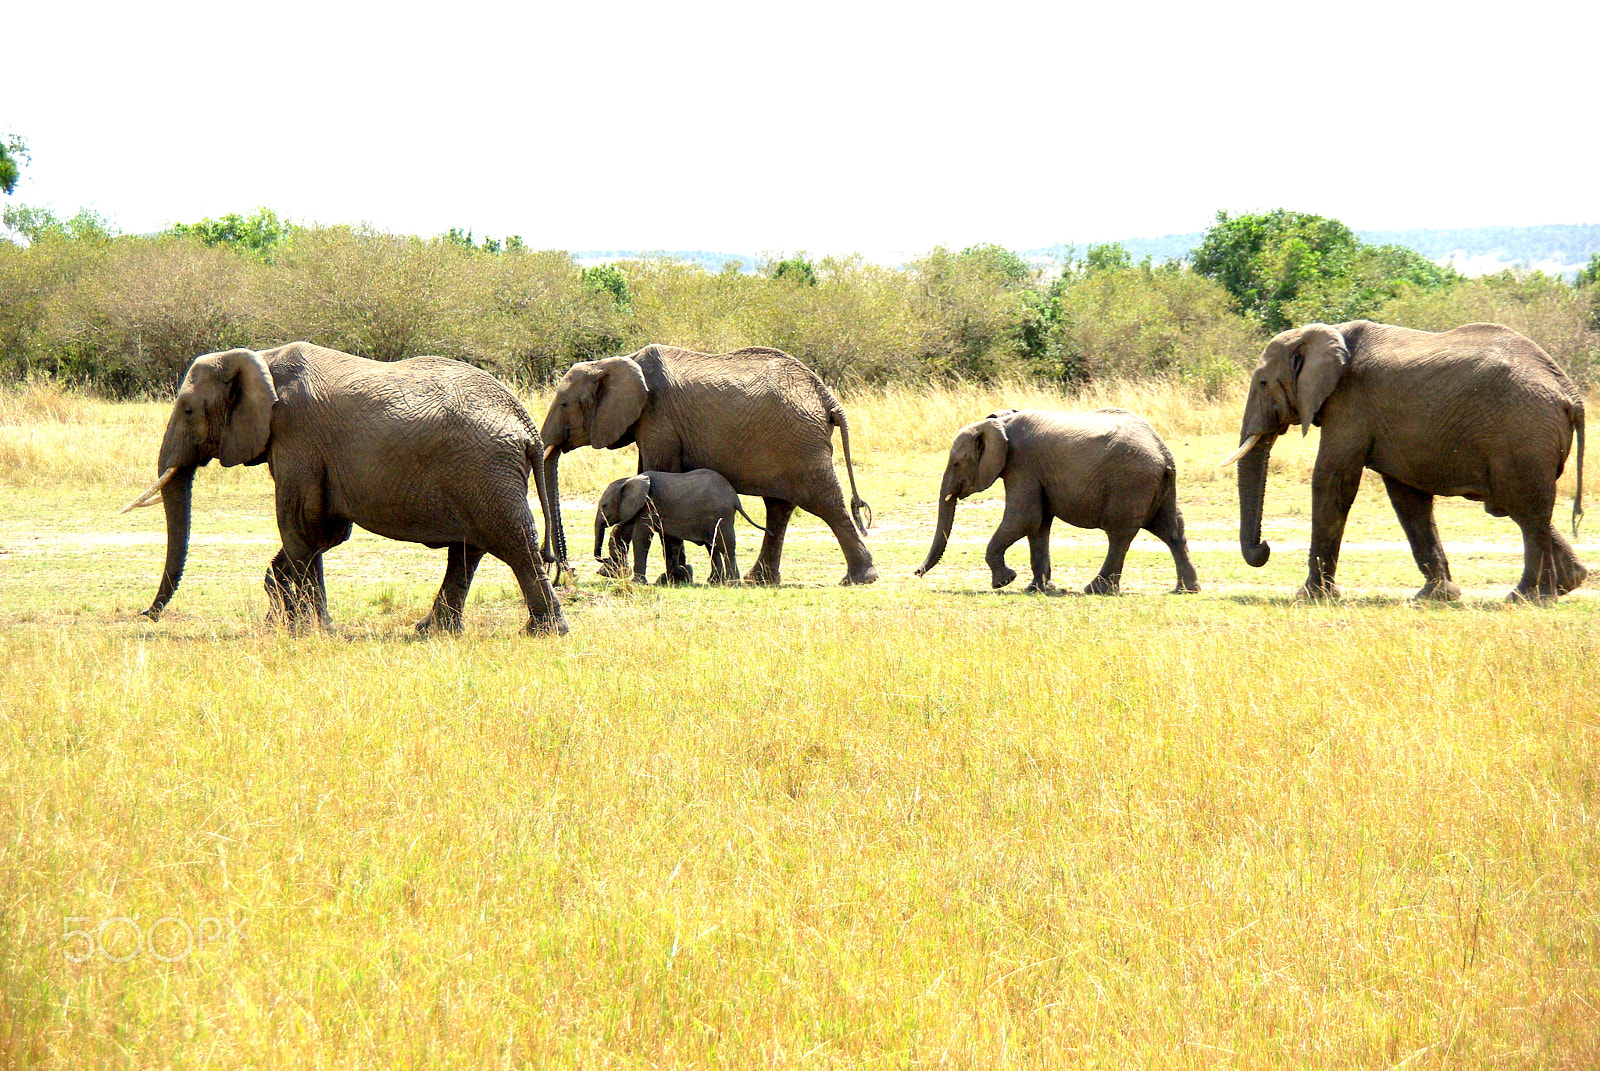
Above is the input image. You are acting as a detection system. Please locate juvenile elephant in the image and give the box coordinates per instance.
[541,344,876,586]
[917,409,1200,594]
[593,469,768,584]
[122,343,569,635]
[1227,320,1586,601]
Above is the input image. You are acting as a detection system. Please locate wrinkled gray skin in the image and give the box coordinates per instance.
[917,409,1200,595]
[593,469,769,585]
[1234,320,1586,602]
[136,343,568,635]
[542,344,876,586]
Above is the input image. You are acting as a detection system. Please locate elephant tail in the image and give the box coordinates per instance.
[734,500,772,538]
[1572,403,1585,538]
[831,407,873,535]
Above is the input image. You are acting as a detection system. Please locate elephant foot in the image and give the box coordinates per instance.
[655,570,694,587]
[1024,580,1057,594]
[1556,560,1588,596]
[991,565,1017,589]
[415,609,465,635]
[1084,575,1120,596]
[1414,578,1461,602]
[1171,580,1200,595]
[1297,580,1341,601]
[841,564,879,586]
[596,558,629,580]
[524,612,571,636]
[744,562,782,586]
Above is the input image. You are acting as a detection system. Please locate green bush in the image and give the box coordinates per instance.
[1,210,1592,399]
[167,207,290,259]
[1044,259,1262,393]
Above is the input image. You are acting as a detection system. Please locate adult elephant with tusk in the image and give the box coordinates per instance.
[539,344,877,586]
[123,342,569,635]
[1229,320,1586,602]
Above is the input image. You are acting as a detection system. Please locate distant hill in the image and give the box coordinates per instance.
[574,249,761,273]
[578,225,1600,278]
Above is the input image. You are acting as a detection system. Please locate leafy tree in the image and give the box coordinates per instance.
[1194,209,1461,330]
[3,204,116,243]
[956,244,1035,288]
[1191,209,1362,331]
[581,263,632,311]
[1577,253,1600,288]
[910,245,1046,378]
[168,207,290,257]
[770,255,818,287]
[1083,242,1132,274]
[0,133,27,195]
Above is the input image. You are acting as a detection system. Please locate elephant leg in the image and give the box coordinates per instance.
[1302,457,1364,599]
[1086,527,1137,595]
[417,543,486,634]
[710,520,738,585]
[657,536,694,585]
[271,552,324,631]
[1145,497,1200,594]
[1547,527,1588,595]
[631,524,653,584]
[486,524,568,635]
[1508,492,1565,602]
[986,490,1042,590]
[746,499,795,586]
[272,484,342,630]
[1025,515,1055,593]
[597,525,632,579]
[1381,475,1458,601]
[300,520,349,629]
[786,482,877,585]
[263,549,294,625]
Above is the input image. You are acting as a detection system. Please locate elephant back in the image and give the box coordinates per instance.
[631,345,842,499]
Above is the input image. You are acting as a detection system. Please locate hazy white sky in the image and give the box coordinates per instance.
[5,1,1596,257]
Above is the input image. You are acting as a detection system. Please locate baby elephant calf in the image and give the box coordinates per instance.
[594,469,767,584]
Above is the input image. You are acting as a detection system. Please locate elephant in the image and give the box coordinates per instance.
[540,344,877,586]
[916,408,1200,595]
[593,469,769,585]
[121,342,570,635]
[1226,319,1586,602]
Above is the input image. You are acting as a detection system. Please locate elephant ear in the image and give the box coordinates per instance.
[592,356,648,450]
[618,474,652,526]
[215,349,277,466]
[1292,324,1350,435]
[973,417,1010,493]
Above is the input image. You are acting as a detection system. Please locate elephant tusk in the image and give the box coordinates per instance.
[118,468,177,514]
[944,494,955,502]
[1217,434,1262,468]
[543,445,560,462]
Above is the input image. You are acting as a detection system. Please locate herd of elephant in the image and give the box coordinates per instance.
[120,319,1588,635]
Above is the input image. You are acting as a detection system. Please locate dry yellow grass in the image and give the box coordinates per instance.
[2,382,1598,1069]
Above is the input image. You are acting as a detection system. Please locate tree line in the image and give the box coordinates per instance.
[2,203,1597,397]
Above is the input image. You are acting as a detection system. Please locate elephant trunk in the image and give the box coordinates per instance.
[594,509,608,562]
[144,466,198,620]
[916,472,960,576]
[1237,433,1276,568]
[542,447,570,580]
